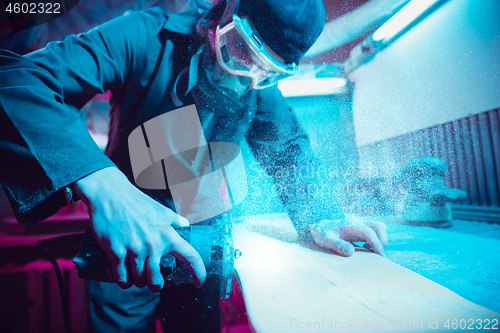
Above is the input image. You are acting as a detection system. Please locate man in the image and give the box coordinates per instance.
[0,0,387,331]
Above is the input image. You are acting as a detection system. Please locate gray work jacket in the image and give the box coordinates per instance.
[0,7,343,232]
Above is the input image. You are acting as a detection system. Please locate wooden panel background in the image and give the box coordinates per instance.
[358,108,500,207]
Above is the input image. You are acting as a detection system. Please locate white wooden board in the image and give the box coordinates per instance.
[233,214,499,332]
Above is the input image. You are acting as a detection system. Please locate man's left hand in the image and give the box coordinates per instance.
[307,217,388,257]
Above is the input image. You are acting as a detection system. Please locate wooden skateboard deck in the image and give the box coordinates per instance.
[233,214,499,332]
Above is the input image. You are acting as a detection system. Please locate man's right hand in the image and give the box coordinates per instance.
[74,167,206,292]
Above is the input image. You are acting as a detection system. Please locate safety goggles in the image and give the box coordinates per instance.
[215,2,298,89]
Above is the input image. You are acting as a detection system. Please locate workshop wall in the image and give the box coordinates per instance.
[349,0,500,147]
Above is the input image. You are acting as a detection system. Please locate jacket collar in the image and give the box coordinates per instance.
[163,8,204,36]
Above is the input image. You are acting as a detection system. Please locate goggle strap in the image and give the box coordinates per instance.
[219,0,239,28]
[186,45,204,96]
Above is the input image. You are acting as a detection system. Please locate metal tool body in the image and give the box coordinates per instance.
[72,212,235,298]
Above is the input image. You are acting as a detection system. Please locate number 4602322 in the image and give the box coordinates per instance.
[444,319,498,330]
[5,2,61,14]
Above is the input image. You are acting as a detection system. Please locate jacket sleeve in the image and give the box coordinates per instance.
[246,85,345,234]
[0,8,162,225]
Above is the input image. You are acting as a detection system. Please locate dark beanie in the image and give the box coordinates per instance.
[237,0,325,64]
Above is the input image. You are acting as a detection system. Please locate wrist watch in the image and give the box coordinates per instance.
[63,183,79,205]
